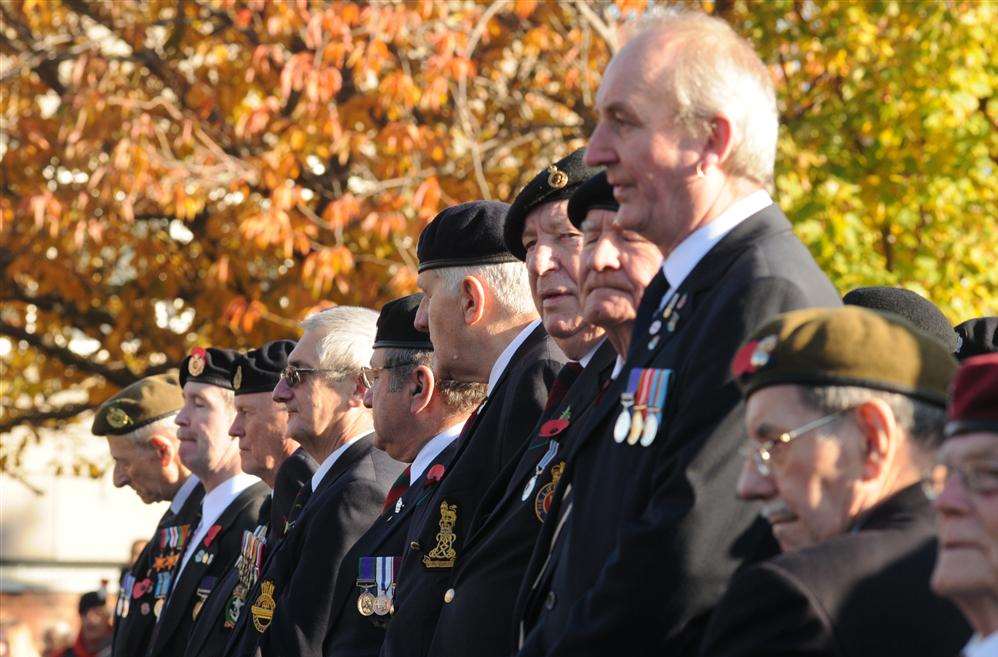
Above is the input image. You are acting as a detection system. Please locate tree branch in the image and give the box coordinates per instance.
[0,320,135,386]
[0,402,92,435]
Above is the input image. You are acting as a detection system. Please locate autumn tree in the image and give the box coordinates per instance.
[1,0,994,476]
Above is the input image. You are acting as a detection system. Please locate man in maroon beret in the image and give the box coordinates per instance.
[931,353,998,656]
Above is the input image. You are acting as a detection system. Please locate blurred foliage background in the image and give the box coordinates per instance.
[1,0,995,476]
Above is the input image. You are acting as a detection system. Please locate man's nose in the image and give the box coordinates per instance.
[112,462,128,489]
[585,122,617,167]
[273,378,292,403]
[736,455,776,501]
[414,301,429,332]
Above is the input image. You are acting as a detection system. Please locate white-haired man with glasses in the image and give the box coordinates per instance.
[931,353,998,657]
[698,306,970,657]
[224,306,404,657]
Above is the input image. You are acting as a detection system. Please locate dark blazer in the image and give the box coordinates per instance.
[699,485,972,657]
[183,450,317,657]
[228,434,403,657]
[517,205,842,657]
[146,480,269,657]
[380,322,566,657]
[112,480,205,657]
[325,441,461,657]
[427,342,617,657]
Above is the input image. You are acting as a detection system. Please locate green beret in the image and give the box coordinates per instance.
[731,306,958,407]
[92,372,184,436]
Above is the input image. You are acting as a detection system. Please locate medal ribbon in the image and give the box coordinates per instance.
[648,370,671,413]
[376,557,393,599]
[357,557,376,586]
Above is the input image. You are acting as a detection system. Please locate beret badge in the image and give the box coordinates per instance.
[546,165,569,189]
[233,365,243,390]
[106,406,133,430]
[732,334,777,378]
[188,347,206,377]
[751,335,778,369]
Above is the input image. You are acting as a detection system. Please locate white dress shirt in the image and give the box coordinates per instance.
[177,472,260,576]
[577,338,604,369]
[169,475,200,515]
[964,632,998,657]
[409,421,465,482]
[311,432,370,492]
[487,319,542,396]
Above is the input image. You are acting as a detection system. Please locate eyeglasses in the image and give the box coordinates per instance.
[280,365,339,388]
[922,460,998,500]
[360,362,415,388]
[742,408,853,477]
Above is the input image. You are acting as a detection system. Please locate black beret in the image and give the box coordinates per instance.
[375,294,433,350]
[92,373,184,436]
[417,201,517,273]
[233,340,296,395]
[843,286,957,352]
[504,148,602,260]
[179,347,239,390]
[79,589,108,615]
[955,316,998,361]
[567,171,619,229]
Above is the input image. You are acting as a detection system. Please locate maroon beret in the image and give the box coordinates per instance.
[946,353,998,438]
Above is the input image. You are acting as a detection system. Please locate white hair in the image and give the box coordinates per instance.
[625,9,778,185]
[124,415,179,446]
[301,306,379,373]
[438,261,537,316]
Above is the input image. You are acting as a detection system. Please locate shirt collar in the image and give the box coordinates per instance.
[311,432,368,491]
[965,632,998,657]
[611,355,626,380]
[661,190,772,290]
[578,338,605,369]
[487,319,542,396]
[200,473,259,524]
[170,475,200,515]
[409,422,465,482]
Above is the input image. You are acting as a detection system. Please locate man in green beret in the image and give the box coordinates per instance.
[699,306,970,657]
[92,372,205,657]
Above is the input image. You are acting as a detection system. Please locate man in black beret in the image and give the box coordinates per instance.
[428,155,613,657]
[955,316,998,361]
[843,285,957,351]
[146,348,269,657]
[381,201,567,657]
[60,589,113,657]
[228,308,403,657]
[184,340,317,657]
[321,294,485,656]
[699,306,970,657]
[92,373,205,657]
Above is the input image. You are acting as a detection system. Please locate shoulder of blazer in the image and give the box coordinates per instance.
[312,434,377,497]
[490,322,563,394]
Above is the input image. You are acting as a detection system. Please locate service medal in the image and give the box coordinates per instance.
[626,409,644,445]
[357,591,376,617]
[521,476,536,501]
[640,413,658,447]
[373,594,391,616]
[613,404,632,443]
[649,319,662,335]
[640,369,672,447]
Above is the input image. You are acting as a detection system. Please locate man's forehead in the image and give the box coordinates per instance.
[597,35,675,106]
[370,349,387,367]
[581,209,616,233]
[526,200,573,234]
[939,432,998,461]
[288,332,318,365]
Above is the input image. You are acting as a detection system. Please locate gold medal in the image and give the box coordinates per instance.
[357,590,376,617]
[627,408,644,445]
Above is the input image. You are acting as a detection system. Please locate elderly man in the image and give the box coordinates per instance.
[516,171,663,649]
[526,10,841,656]
[427,153,613,657]
[381,200,566,657]
[92,373,205,657]
[184,340,316,657]
[931,354,998,656]
[146,348,269,657]
[226,307,403,657]
[322,294,484,656]
[698,307,971,656]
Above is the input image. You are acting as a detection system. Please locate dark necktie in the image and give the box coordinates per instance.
[544,361,583,412]
[282,480,313,537]
[382,466,411,513]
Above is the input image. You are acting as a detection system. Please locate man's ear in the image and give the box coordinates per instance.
[700,114,735,175]
[410,366,435,415]
[349,374,369,407]
[855,398,895,480]
[148,435,175,468]
[460,276,487,327]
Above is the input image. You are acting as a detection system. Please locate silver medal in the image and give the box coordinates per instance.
[521,476,537,501]
[647,335,660,350]
[640,413,658,447]
[613,408,631,443]
[649,320,662,335]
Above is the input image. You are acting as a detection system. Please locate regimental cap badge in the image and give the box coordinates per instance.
[188,347,206,377]
[106,406,133,430]
[546,164,569,189]
[732,334,778,378]
[233,365,243,390]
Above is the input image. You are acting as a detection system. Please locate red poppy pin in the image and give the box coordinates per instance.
[426,464,446,484]
[132,578,152,599]
[539,418,570,437]
[202,524,222,547]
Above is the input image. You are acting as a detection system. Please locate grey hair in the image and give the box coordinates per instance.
[437,261,536,316]
[797,385,946,450]
[624,8,778,185]
[301,306,379,375]
[124,415,179,447]
[383,347,486,412]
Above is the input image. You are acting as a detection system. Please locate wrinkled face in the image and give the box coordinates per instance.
[363,349,419,461]
[738,385,864,552]
[579,209,662,331]
[415,269,468,381]
[585,34,702,252]
[174,382,238,479]
[106,435,172,504]
[932,432,998,600]
[229,391,291,480]
[522,200,586,340]
[272,330,356,448]
[81,604,111,643]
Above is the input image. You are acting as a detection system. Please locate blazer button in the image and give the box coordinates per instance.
[444,588,455,603]
[544,591,556,610]
[409,541,420,551]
